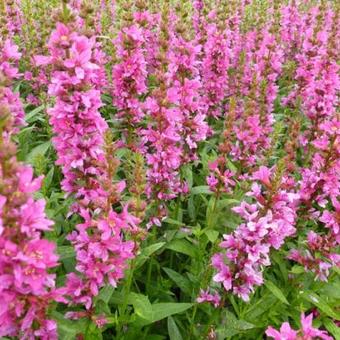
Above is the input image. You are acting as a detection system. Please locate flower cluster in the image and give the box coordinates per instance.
[141,8,208,203]
[0,43,61,339]
[266,313,333,340]
[211,166,300,301]
[166,29,208,160]
[0,39,25,130]
[140,8,185,201]
[289,119,340,281]
[43,23,140,313]
[39,23,108,207]
[1,1,339,337]
[196,289,221,308]
[1,0,22,38]
[201,21,229,118]
[112,22,148,126]
[280,4,340,282]
[229,27,283,167]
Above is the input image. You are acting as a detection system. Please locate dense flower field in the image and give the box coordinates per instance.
[0,0,339,339]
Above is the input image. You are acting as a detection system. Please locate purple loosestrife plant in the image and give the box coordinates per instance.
[112,20,148,127]
[210,166,300,301]
[140,7,185,204]
[0,1,338,339]
[42,23,141,317]
[0,39,25,130]
[0,42,62,339]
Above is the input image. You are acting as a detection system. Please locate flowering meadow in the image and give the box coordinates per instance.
[0,0,339,339]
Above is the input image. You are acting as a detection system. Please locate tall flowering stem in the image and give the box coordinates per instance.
[229,26,283,168]
[192,0,205,44]
[282,4,340,282]
[111,7,148,136]
[201,20,229,118]
[211,165,300,301]
[141,6,185,204]
[0,41,62,339]
[1,0,23,38]
[43,23,141,316]
[0,39,25,129]
[166,21,208,162]
[289,119,340,280]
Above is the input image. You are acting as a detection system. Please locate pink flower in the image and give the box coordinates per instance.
[34,320,58,340]
[0,54,60,337]
[212,253,232,291]
[112,23,147,124]
[17,166,43,193]
[19,198,54,236]
[207,175,218,191]
[94,315,107,328]
[43,22,142,312]
[301,313,333,340]
[266,322,297,340]
[201,22,229,117]
[266,313,333,340]
[0,40,25,129]
[197,289,221,307]
[252,166,272,187]
[211,173,299,301]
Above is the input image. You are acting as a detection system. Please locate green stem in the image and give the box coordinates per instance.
[207,190,220,229]
[189,304,198,339]
[116,258,135,339]
[146,258,153,295]
[189,189,222,337]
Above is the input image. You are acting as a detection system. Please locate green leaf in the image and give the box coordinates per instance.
[164,218,184,226]
[163,267,191,295]
[265,281,289,305]
[204,229,219,243]
[26,141,51,164]
[181,165,193,190]
[166,239,198,257]
[51,311,89,340]
[129,293,153,320]
[43,167,54,191]
[291,265,305,274]
[301,292,340,320]
[96,285,115,304]
[85,323,103,340]
[206,196,217,229]
[217,198,240,208]
[145,336,166,340]
[13,81,21,93]
[323,318,340,339]
[17,125,35,137]
[25,105,45,123]
[58,246,75,260]
[135,242,165,268]
[188,196,196,220]
[190,186,213,195]
[168,316,183,340]
[226,311,255,330]
[151,303,193,322]
[132,302,193,327]
[110,291,125,305]
[227,159,237,173]
[320,282,340,300]
[217,311,256,338]
[271,252,288,283]
[244,294,277,320]
[142,242,166,257]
